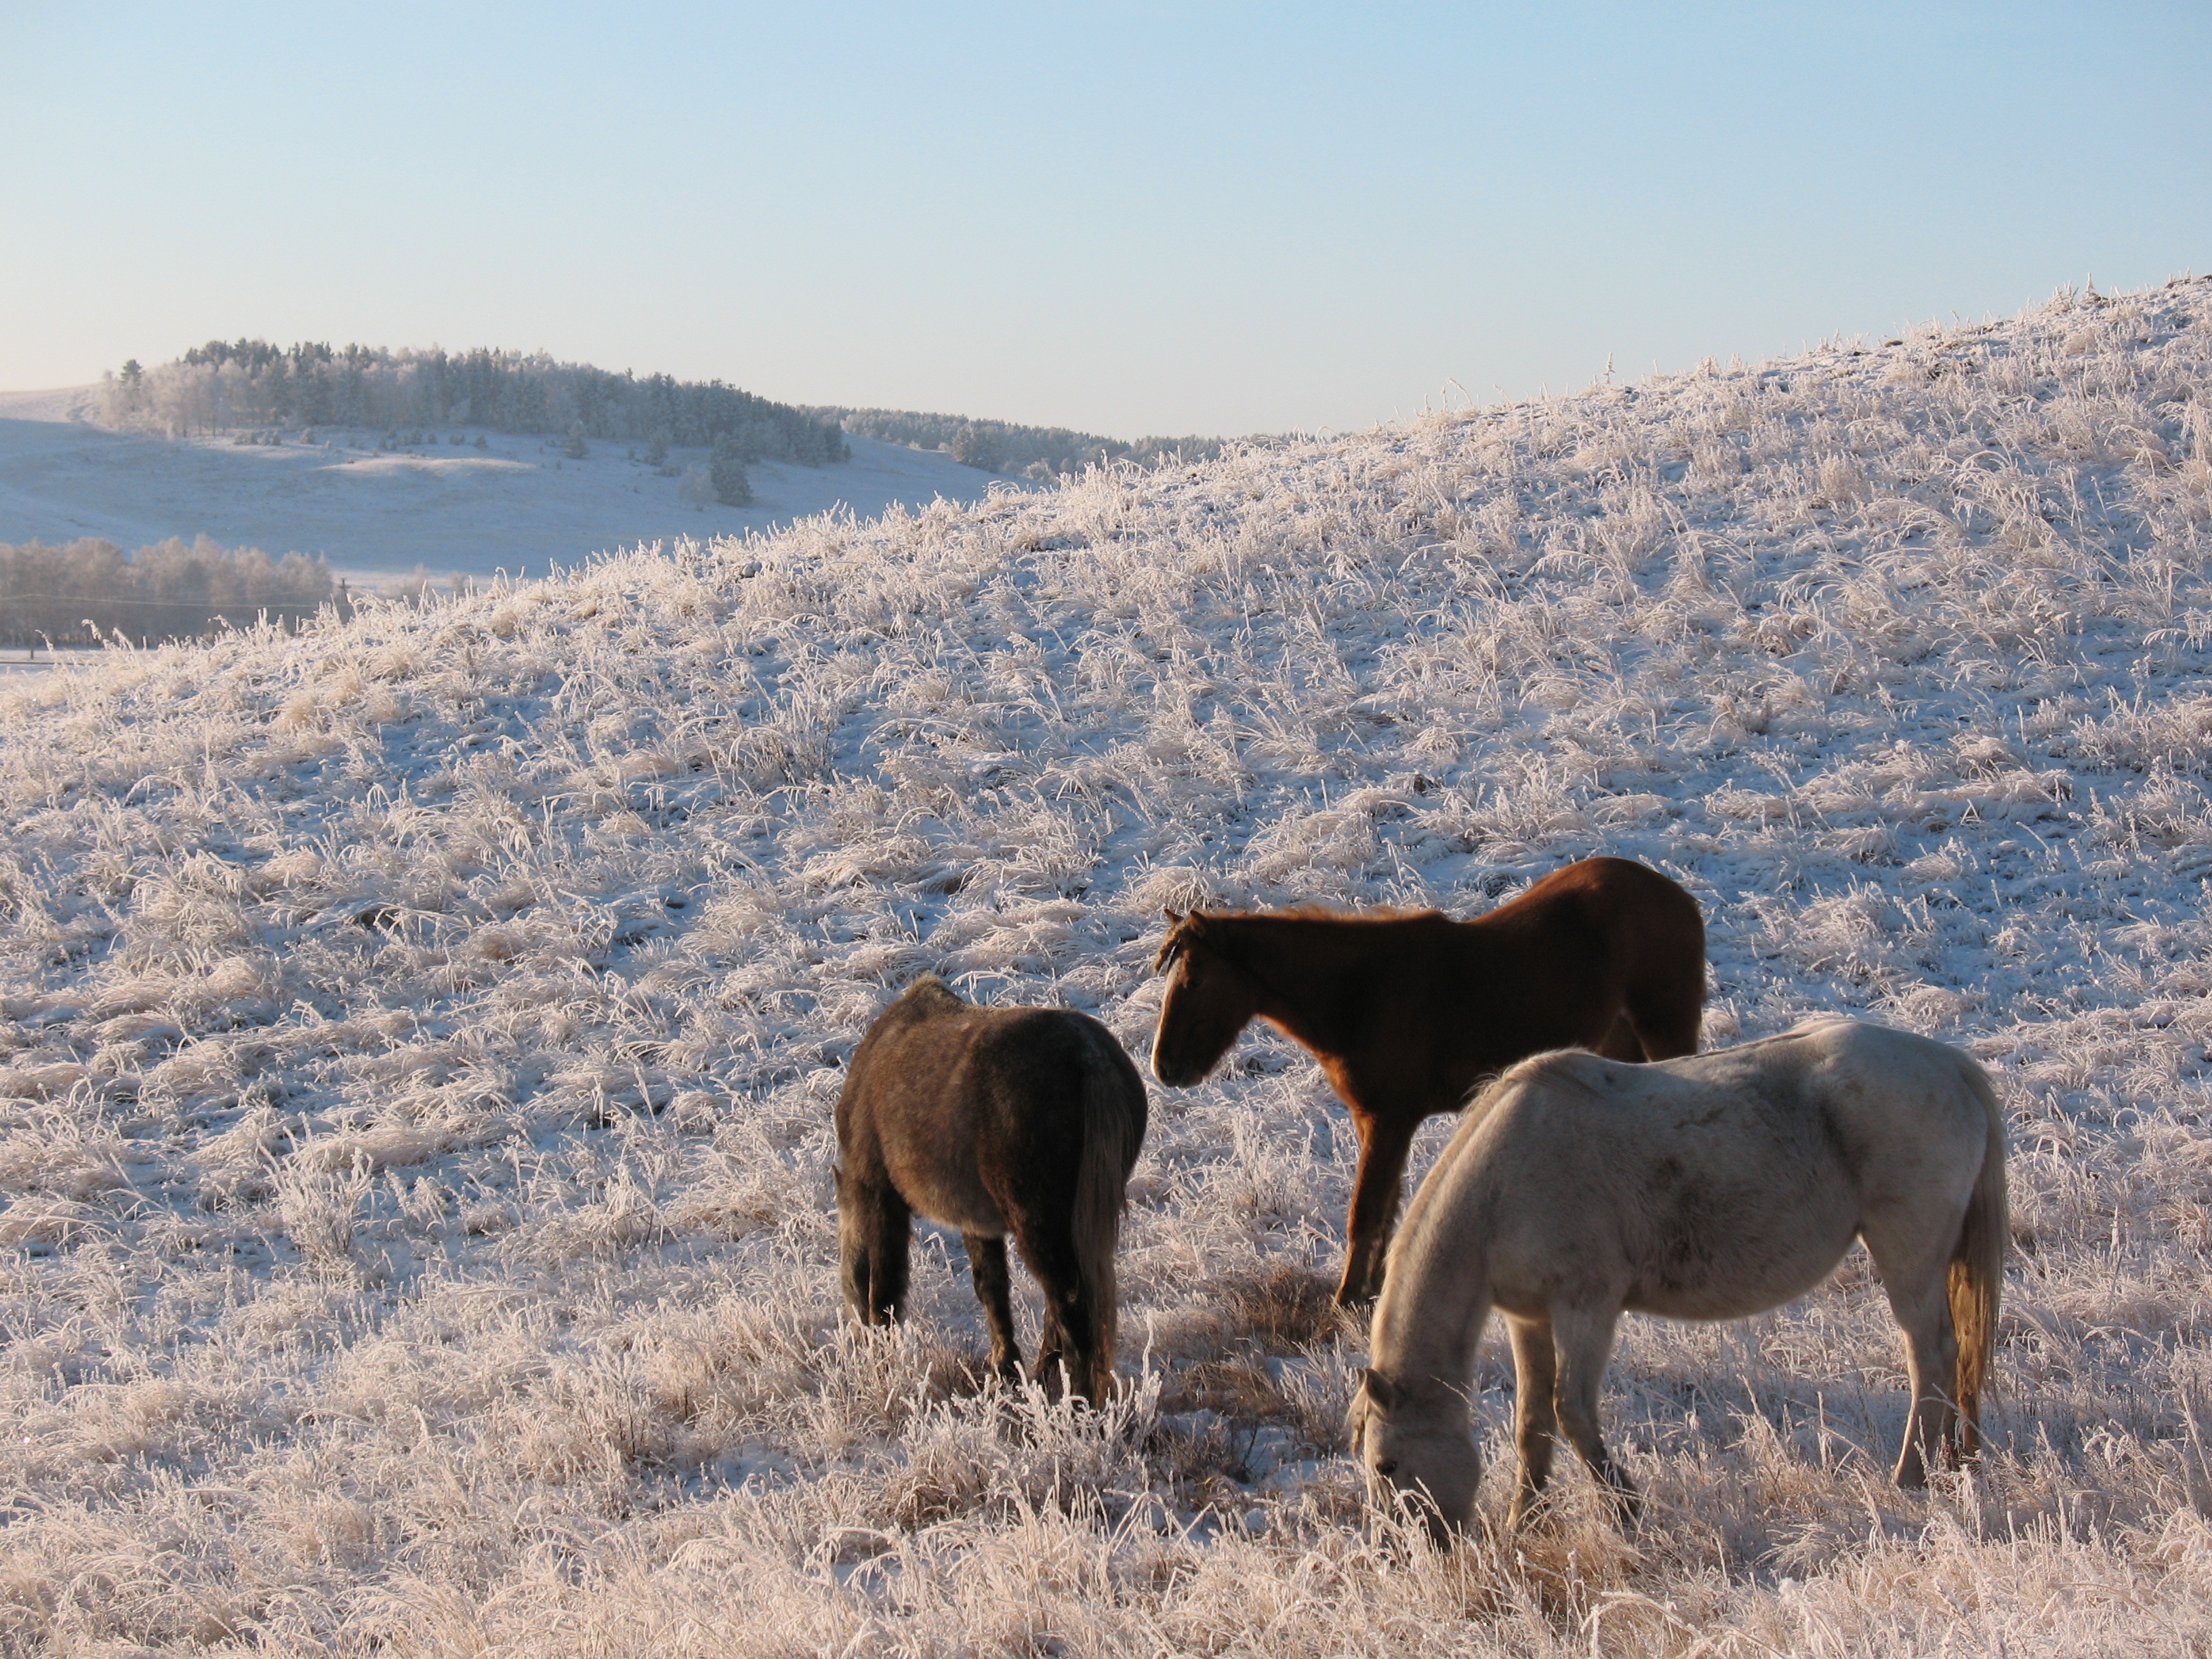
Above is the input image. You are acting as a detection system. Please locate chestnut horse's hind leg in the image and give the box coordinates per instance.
[1622,978,1704,1062]
[839,1179,912,1326]
[964,1233,1023,1382]
[1593,1014,1645,1062]
[1337,1111,1419,1308]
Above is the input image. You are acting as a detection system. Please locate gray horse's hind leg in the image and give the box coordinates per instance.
[1012,1223,1101,1402]
[964,1233,1023,1382]
[1860,1227,1962,1486]
[1551,1305,1641,1523]
[840,1179,912,1325]
[1506,1314,1561,1527]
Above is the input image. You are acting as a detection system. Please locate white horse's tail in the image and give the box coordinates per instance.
[1948,1057,2008,1460]
[1071,1032,1148,1395]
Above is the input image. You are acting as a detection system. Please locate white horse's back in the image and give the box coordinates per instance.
[1397,1019,1990,1322]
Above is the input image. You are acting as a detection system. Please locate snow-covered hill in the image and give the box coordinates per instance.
[3,280,2212,1653]
[0,388,1023,583]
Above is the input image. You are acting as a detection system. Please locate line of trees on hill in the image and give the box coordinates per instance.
[0,537,343,648]
[802,407,1230,481]
[104,342,849,466]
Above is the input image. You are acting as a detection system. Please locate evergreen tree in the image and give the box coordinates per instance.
[709,435,753,506]
[950,421,1003,472]
[101,342,849,465]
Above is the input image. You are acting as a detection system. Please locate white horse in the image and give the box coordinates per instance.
[1349,1019,2006,1536]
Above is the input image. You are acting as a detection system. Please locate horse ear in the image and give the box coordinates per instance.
[1361,1367,1396,1410]
[1163,907,1183,924]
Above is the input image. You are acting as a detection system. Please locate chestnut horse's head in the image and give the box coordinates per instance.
[1150,909,1261,1086]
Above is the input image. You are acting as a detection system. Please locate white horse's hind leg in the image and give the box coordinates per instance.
[1549,1305,1641,1523]
[1860,1226,1963,1486]
[1505,1315,1560,1528]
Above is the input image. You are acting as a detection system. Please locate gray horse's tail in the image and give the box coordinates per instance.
[1948,1057,2008,1460]
[1071,1032,1148,1397]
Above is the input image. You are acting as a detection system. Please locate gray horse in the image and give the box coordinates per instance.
[1350,1019,2006,1535]
[835,976,1149,1405]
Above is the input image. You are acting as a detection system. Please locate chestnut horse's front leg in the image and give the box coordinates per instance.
[1336,1109,1418,1308]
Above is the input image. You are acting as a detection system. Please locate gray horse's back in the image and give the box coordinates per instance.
[839,977,1144,1237]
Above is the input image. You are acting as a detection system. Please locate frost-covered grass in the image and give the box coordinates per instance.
[5,279,2212,1654]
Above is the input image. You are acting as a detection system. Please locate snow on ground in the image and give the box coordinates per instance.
[0,388,1023,585]
[4,280,2212,1654]
[0,649,85,678]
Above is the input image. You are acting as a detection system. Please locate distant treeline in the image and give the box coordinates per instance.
[105,341,849,466]
[0,537,343,647]
[803,407,1229,481]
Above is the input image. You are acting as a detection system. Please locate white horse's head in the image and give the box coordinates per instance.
[1348,1366,1481,1542]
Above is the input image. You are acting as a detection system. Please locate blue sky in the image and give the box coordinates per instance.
[4,2,2207,436]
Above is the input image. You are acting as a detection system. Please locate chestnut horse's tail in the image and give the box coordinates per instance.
[1072,1031,1148,1390]
[1611,859,1708,1060]
[1948,1056,2008,1460]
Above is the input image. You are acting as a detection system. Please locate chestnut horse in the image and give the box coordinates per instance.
[1151,857,1704,1306]
[836,976,1149,1404]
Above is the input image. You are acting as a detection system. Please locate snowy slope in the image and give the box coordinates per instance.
[0,387,1024,582]
[3,280,2212,1652]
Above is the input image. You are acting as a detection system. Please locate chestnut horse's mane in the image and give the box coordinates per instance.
[1153,903,1444,971]
[1267,903,1439,922]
